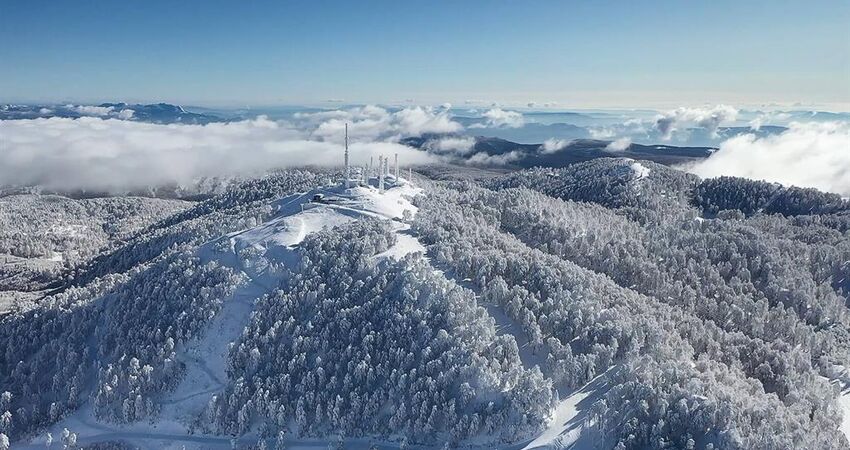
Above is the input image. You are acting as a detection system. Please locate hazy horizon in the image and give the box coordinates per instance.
[3,0,849,110]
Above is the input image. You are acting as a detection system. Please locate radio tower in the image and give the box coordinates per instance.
[394,153,399,179]
[344,123,351,188]
[378,156,385,192]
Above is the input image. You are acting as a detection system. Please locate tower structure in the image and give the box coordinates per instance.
[378,156,385,192]
[344,123,351,188]
[394,153,399,179]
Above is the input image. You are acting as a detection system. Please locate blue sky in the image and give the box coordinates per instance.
[1,0,848,109]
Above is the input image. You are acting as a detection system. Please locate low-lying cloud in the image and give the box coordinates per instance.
[296,105,461,142]
[467,150,524,166]
[0,116,438,193]
[655,105,738,140]
[67,104,136,119]
[540,138,571,153]
[687,121,850,196]
[605,137,632,152]
[472,108,525,129]
[424,136,477,155]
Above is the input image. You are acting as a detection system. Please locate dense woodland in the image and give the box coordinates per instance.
[0,195,189,299]
[1,160,849,449]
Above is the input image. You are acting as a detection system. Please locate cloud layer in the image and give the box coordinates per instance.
[296,105,461,142]
[471,108,525,129]
[688,121,850,196]
[655,105,739,140]
[0,115,437,193]
[605,137,632,152]
[540,138,571,153]
[424,136,477,155]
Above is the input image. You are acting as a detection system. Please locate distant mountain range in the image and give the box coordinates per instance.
[402,134,715,168]
[0,102,221,124]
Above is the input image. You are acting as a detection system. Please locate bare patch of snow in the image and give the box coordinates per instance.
[373,225,426,261]
[521,375,609,450]
[839,390,850,442]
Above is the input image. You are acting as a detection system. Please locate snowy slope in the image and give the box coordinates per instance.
[842,390,850,442]
[519,375,609,450]
[17,177,423,449]
[15,175,606,450]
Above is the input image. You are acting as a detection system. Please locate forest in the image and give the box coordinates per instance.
[1,160,849,449]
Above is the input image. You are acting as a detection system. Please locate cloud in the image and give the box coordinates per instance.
[69,104,114,116]
[590,119,650,141]
[467,150,524,166]
[605,137,632,152]
[654,105,739,140]
[424,136,477,155]
[62,104,138,120]
[0,116,438,193]
[749,111,792,130]
[471,108,525,129]
[589,127,617,139]
[297,105,462,142]
[540,138,571,153]
[687,121,850,196]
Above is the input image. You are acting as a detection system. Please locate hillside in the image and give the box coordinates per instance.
[401,135,715,168]
[1,161,850,449]
[0,195,191,313]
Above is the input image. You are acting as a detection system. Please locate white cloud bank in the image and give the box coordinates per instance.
[67,104,136,119]
[688,121,850,196]
[472,108,525,129]
[296,105,461,142]
[655,105,739,140]
[425,136,477,155]
[0,116,438,193]
[540,138,571,153]
[467,150,524,166]
[605,137,632,152]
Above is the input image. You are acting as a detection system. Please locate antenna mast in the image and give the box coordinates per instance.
[344,123,350,188]
[378,155,385,193]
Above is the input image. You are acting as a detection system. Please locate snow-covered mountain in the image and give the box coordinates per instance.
[0,103,221,124]
[2,160,850,449]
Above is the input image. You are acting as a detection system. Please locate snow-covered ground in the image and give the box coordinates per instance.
[17,176,424,449]
[841,389,850,442]
[16,175,604,449]
[824,365,850,443]
[517,374,609,450]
